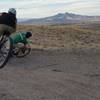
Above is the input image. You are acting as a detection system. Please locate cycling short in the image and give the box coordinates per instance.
[0,24,15,36]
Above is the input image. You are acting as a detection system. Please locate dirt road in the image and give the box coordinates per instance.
[0,48,100,100]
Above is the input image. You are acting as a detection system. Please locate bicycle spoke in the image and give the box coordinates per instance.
[0,36,11,68]
[0,54,6,65]
[0,50,8,58]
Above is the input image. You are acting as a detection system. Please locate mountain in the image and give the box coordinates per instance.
[18,12,100,25]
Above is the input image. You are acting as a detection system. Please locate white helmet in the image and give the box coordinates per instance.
[8,8,16,15]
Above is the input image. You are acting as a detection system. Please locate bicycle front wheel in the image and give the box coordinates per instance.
[0,36,12,69]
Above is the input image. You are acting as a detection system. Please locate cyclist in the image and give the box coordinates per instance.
[10,31,32,45]
[10,31,32,56]
[0,8,17,36]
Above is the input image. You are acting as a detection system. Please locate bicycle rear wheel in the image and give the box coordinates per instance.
[0,36,12,69]
[13,43,31,58]
[16,47,31,58]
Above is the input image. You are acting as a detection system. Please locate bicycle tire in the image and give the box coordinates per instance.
[15,48,31,58]
[15,47,31,58]
[0,36,12,69]
[12,43,31,58]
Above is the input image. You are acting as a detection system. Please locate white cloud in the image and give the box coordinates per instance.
[0,0,100,18]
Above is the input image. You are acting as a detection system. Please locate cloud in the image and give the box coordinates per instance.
[0,0,100,18]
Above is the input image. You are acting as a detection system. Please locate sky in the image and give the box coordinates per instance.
[0,0,100,18]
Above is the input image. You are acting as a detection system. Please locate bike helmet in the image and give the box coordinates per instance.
[8,8,16,15]
[25,32,32,38]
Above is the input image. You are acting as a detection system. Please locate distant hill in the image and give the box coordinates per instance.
[18,12,100,25]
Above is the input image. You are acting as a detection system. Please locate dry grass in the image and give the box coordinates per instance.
[17,24,100,49]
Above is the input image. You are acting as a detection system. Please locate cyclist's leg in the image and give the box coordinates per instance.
[0,24,5,41]
[0,24,4,37]
[0,24,15,35]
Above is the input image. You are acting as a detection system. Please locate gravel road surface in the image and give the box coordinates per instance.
[0,48,100,100]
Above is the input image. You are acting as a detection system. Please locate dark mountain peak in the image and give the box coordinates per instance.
[57,13,64,16]
[53,12,83,20]
[65,12,75,15]
[55,12,72,16]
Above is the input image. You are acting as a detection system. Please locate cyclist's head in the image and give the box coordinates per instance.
[8,8,16,15]
[25,32,32,38]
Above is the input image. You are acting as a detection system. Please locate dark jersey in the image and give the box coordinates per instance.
[0,12,17,29]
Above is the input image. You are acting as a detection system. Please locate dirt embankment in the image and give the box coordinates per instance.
[17,25,100,49]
